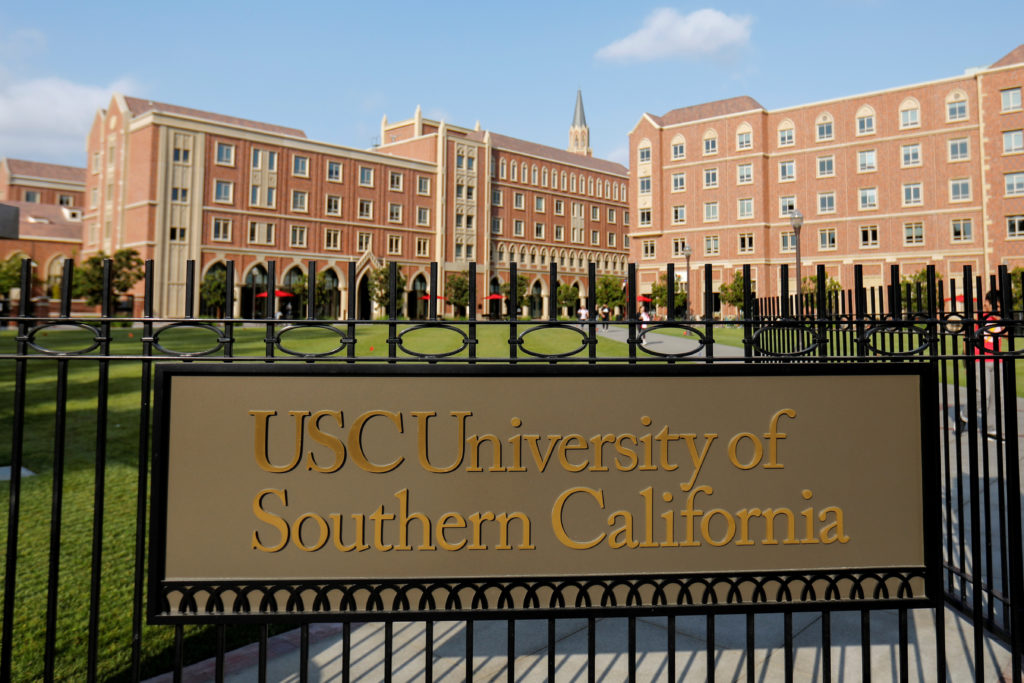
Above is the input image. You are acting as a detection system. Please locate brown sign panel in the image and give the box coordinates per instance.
[149,364,939,622]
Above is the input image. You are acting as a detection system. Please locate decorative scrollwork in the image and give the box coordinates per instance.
[24,322,106,355]
[150,322,228,357]
[749,323,820,357]
[517,323,590,358]
[397,323,471,358]
[637,323,707,359]
[276,323,353,357]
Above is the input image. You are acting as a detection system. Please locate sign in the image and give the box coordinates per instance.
[149,364,939,622]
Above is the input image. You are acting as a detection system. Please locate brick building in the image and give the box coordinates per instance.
[629,45,1024,316]
[83,92,628,318]
[0,158,85,208]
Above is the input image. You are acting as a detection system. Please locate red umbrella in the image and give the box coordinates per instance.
[637,295,653,302]
[420,294,446,300]
[484,293,504,300]
[255,289,295,298]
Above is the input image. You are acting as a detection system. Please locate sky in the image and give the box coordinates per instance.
[1,1,1022,169]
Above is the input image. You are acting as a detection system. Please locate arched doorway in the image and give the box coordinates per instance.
[489,277,502,319]
[281,267,304,319]
[571,283,580,317]
[241,264,268,318]
[529,281,543,319]
[408,275,427,320]
[199,262,227,318]
[356,274,373,320]
[320,268,340,319]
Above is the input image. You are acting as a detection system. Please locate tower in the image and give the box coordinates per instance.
[568,89,592,157]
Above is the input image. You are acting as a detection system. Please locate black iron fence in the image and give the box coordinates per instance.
[1,257,1022,681]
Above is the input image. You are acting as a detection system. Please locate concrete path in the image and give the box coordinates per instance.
[596,324,745,358]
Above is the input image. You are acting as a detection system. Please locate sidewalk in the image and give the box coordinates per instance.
[596,324,745,358]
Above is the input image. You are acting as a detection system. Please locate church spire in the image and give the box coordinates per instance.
[568,89,592,156]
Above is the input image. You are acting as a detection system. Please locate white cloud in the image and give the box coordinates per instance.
[605,144,629,167]
[596,8,752,62]
[0,69,136,164]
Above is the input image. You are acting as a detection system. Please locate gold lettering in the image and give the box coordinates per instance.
[763,409,795,469]
[436,513,467,551]
[292,513,329,552]
[524,435,560,472]
[349,410,404,473]
[678,434,717,491]
[735,508,762,546]
[496,512,535,550]
[368,505,395,551]
[614,434,638,471]
[588,434,614,471]
[607,511,638,548]
[466,433,503,472]
[414,411,462,474]
[762,508,798,545]
[329,513,369,552]
[552,487,606,549]
[701,509,736,547]
[250,410,305,473]
[655,426,680,471]
[557,434,588,472]
[638,486,658,547]
[306,410,345,473]
[819,507,850,543]
[251,488,289,552]
[467,512,495,549]
[728,432,762,470]
[395,488,435,551]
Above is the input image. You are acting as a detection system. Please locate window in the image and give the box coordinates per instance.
[672,141,686,158]
[514,192,524,209]
[900,107,920,129]
[672,205,686,223]
[703,135,717,155]
[859,188,877,210]
[328,161,342,182]
[266,187,276,207]
[292,190,308,212]
[590,230,599,245]
[738,198,753,219]
[172,148,190,163]
[388,203,402,222]
[248,222,274,245]
[23,190,40,203]
[1006,172,1024,196]
[293,155,309,177]
[950,178,971,202]
[607,232,616,247]
[738,232,754,253]
[535,222,545,239]
[780,196,796,216]
[642,240,655,259]
[818,192,835,214]
[779,161,795,181]
[780,231,795,253]
[358,199,373,219]
[704,168,718,188]
[817,155,834,177]
[608,208,616,223]
[492,189,502,206]
[704,201,719,222]
[326,195,341,215]
[704,235,719,255]
[214,180,233,203]
[466,156,475,171]
[418,176,430,194]
[1002,88,1022,112]
[535,196,545,212]
[816,120,833,141]
[456,154,465,169]
[949,138,969,161]
[778,127,794,147]
[736,131,752,150]
[169,226,186,242]
[359,167,373,187]
[532,167,539,185]
[737,163,752,184]
[672,173,686,192]
[903,222,924,245]
[857,113,875,135]
[357,232,371,251]
[952,218,972,242]
[672,238,688,257]
[639,209,652,226]
[171,187,188,202]
[638,146,651,163]
[216,143,235,166]
[1008,215,1024,238]
[58,194,73,207]
[639,177,651,194]
[389,172,403,191]
[860,225,878,248]
[416,237,429,257]
[590,206,599,220]
[92,152,100,172]
[290,225,307,247]
[388,235,401,254]
[903,183,922,206]
[324,228,340,250]
[491,216,502,234]
[555,225,564,241]
[1004,130,1024,154]
[554,199,565,216]
[514,219,524,236]
[818,227,836,250]
[250,185,260,205]
[858,150,876,172]
[947,96,968,121]
[902,144,921,167]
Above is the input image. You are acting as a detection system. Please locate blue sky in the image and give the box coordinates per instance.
[1,1,1022,168]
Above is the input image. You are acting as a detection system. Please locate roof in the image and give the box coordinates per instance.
[2,201,83,241]
[649,96,764,127]
[122,96,307,138]
[467,130,628,176]
[991,44,1024,69]
[3,159,85,184]
[572,90,587,128]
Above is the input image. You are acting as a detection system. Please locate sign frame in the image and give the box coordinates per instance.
[149,362,941,624]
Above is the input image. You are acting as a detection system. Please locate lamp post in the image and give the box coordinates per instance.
[789,210,803,296]
[680,243,692,319]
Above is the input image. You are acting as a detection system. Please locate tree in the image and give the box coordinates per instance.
[650,272,687,317]
[0,254,24,298]
[1011,267,1024,310]
[72,249,144,306]
[719,270,752,311]
[367,262,406,316]
[594,274,625,310]
[896,268,940,314]
[199,267,227,318]
[500,274,528,302]
[444,272,470,315]
[288,271,337,319]
[800,275,842,296]
[556,284,580,313]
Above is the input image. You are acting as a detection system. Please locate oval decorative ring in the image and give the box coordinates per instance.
[398,323,469,358]
[26,322,103,355]
[277,324,351,357]
[749,324,819,357]
[861,323,931,356]
[518,323,588,359]
[151,322,227,357]
[636,323,707,358]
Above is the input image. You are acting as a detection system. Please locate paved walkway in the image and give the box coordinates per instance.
[596,324,745,358]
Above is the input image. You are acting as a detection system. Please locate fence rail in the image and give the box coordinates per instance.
[1,257,1022,681]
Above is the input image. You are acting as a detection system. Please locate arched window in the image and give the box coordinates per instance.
[814,113,833,141]
[671,134,686,159]
[702,129,719,155]
[734,123,753,150]
[856,105,876,135]
[511,161,517,181]
[777,119,795,147]
[637,139,652,164]
[946,89,969,122]
[899,97,920,129]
